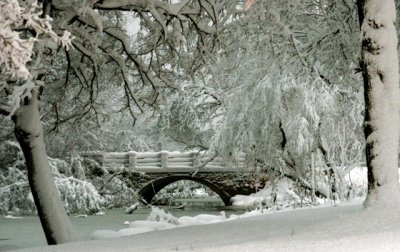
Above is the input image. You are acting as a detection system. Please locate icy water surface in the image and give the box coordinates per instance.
[0,205,244,251]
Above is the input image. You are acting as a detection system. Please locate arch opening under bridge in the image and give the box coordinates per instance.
[137,175,232,206]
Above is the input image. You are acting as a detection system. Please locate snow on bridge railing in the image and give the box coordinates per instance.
[81,151,246,173]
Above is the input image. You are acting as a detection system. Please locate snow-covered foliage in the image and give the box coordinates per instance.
[232,177,305,209]
[0,0,53,80]
[159,0,364,202]
[147,207,179,225]
[91,173,136,209]
[231,170,369,210]
[30,0,240,145]
[0,0,73,116]
[0,179,35,215]
[0,141,35,214]
[44,113,160,158]
[55,176,103,215]
[0,144,139,215]
[0,141,108,215]
[159,83,221,150]
[80,158,136,209]
[213,1,361,154]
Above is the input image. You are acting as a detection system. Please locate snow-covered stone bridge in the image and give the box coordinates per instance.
[82,151,268,205]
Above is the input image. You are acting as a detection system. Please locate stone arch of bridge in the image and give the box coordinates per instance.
[137,175,232,206]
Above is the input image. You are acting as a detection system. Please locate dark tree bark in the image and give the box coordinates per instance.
[12,90,75,244]
[358,0,400,208]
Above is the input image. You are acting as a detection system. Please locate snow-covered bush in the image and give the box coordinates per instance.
[231,177,306,210]
[56,177,104,215]
[80,158,136,208]
[0,141,105,215]
[0,141,25,171]
[49,157,73,177]
[231,169,369,211]
[71,154,86,180]
[0,180,35,215]
[147,207,179,225]
[91,174,136,209]
[0,142,34,214]
[343,167,368,200]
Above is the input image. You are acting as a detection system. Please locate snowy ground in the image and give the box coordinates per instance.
[14,201,400,252]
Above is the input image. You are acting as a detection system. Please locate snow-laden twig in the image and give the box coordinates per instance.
[0,0,74,116]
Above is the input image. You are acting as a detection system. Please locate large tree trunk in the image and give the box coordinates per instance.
[12,90,75,244]
[358,0,400,208]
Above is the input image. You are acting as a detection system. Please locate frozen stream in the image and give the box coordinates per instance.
[0,205,244,251]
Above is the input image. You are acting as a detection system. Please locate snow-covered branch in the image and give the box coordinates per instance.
[41,0,231,126]
[95,0,191,16]
[0,0,73,117]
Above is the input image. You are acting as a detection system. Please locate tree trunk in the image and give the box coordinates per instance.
[12,90,75,244]
[358,0,400,208]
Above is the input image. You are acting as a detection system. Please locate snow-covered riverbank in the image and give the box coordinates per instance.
[12,201,400,252]
[0,207,243,251]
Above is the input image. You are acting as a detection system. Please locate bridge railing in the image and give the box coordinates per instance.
[81,151,246,172]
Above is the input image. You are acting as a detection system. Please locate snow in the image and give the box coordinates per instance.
[231,177,303,208]
[15,202,400,252]
[4,215,22,219]
[125,203,140,214]
[128,220,176,230]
